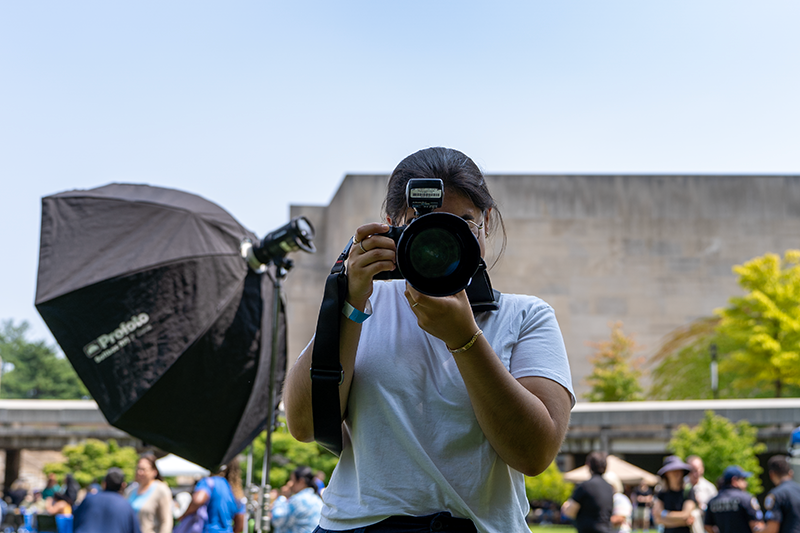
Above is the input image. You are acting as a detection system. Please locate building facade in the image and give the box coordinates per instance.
[284,174,800,398]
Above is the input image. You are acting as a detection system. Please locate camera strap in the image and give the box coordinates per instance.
[309,239,353,457]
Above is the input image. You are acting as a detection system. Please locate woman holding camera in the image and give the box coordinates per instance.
[284,147,575,533]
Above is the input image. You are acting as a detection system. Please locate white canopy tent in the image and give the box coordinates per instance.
[563,455,660,486]
[155,453,210,477]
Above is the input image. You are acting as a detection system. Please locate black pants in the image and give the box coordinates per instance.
[312,512,478,533]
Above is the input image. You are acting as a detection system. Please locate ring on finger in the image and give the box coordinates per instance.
[411,301,419,308]
[353,235,360,245]
[359,240,367,253]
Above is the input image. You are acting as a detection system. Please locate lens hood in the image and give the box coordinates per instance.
[395,212,481,296]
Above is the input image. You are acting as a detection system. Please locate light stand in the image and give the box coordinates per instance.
[710,343,718,400]
[240,216,315,533]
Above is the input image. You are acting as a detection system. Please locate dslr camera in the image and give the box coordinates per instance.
[373,178,485,298]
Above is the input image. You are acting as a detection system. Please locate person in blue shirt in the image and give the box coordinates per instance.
[73,468,141,533]
[179,460,245,533]
[271,466,323,533]
[703,466,763,533]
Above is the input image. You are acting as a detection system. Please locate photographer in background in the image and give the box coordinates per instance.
[284,147,575,532]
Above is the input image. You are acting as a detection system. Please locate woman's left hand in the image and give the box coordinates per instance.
[404,284,478,350]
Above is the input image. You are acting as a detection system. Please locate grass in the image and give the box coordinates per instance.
[528,524,657,533]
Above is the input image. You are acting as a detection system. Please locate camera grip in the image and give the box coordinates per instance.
[372,225,405,281]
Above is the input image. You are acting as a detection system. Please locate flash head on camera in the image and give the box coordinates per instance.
[406,178,444,214]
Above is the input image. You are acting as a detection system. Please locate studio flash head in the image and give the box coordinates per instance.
[242,216,316,272]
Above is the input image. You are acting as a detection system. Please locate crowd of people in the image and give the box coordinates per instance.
[560,452,800,533]
[0,456,325,533]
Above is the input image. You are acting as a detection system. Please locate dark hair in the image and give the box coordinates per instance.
[383,147,507,265]
[219,459,244,501]
[104,468,126,493]
[54,474,80,506]
[138,453,163,481]
[587,451,608,476]
[768,455,792,477]
[293,466,318,494]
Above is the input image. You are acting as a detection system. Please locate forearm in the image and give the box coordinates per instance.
[233,514,245,533]
[658,507,695,526]
[452,335,571,476]
[562,499,579,520]
[283,308,364,443]
[179,491,208,521]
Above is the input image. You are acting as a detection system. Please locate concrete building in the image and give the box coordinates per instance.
[284,174,800,398]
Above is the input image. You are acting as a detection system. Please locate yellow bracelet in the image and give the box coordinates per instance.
[447,329,483,354]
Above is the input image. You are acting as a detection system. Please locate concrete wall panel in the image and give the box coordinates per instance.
[286,174,800,399]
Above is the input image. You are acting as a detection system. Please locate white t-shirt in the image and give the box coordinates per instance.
[314,280,575,533]
[612,493,634,533]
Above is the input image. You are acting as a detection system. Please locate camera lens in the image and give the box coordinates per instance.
[408,228,460,278]
[395,212,481,296]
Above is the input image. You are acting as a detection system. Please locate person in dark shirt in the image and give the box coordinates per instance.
[73,468,141,533]
[763,455,800,533]
[632,481,655,530]
[654,456,697,533]
[704,465,763,533]
[562,451,614,533]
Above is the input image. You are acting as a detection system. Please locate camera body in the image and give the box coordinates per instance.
[373,179,482,297]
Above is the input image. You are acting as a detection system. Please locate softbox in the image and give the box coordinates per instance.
[35,184,285,469]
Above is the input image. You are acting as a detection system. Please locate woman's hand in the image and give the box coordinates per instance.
[347,223,395,306]
[404,284,478,350]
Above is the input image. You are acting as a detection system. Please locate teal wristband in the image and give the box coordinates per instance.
[342,300,372,323]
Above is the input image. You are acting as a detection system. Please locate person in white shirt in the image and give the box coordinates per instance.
[284,147,575,533]
[605,472,633,533]
[687,456,719,513]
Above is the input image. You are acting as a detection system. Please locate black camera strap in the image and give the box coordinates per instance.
[309,239,353,457]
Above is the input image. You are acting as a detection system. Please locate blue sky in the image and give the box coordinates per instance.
[2,1,799,347]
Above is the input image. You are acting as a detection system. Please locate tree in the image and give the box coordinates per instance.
[649,250,800,400]
[43,439,139,487]
[0,320,89,399]
[668,411,765,495]
[715,250,800,397]
[250,419,338,490]
[649,317,741,400]
[525,461,574,505]
[584,322,644,402]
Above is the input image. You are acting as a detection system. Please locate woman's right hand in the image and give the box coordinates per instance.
[346,223,395,305]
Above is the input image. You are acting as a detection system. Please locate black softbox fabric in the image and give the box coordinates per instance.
[35,184,285,469]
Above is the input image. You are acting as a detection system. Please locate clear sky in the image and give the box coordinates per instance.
[2,1,799,348]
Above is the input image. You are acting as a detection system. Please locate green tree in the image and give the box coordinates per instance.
[649,250,800,400]
[0,320,89,399]
[525,461,574,505]
[715,250,800,397]
[648,317,747,400]
[43,439,139,487]
[250,419,338,489]
[584,322,644,402]
[668,411,765,495]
